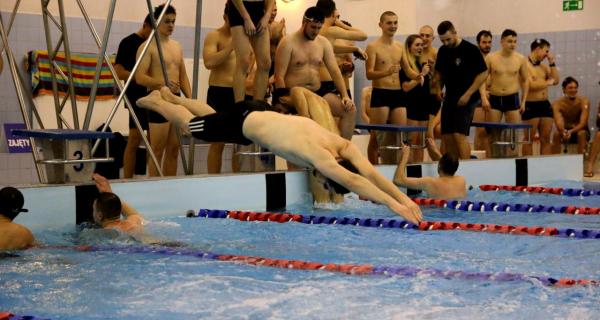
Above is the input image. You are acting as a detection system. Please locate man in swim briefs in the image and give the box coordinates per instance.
[481,29,529,125]
[273,6,355,139]
[521,38,559,156]
[136,87,422,224]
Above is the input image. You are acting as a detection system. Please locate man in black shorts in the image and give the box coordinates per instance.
[473,30,492,153]
[433,21,488,159]
[228,0,274,103]
[203,4,237,173]
[521,38,559,156]
[274,7,355,139]
[481,29,529,125]
[137,88,422,224]
[114,15,152,178]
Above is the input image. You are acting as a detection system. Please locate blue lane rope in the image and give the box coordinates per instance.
[414,198,600,215]
[192,209,600,240]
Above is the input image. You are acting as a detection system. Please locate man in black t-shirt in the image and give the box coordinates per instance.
[114,15,152,178]
[433,21,488,159]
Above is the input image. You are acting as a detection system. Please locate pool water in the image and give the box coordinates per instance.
[2,183,600,319]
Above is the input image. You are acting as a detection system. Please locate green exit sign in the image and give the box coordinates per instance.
[563,0,583,11]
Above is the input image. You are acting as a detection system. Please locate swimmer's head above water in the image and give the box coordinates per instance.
[93,192,122,226]
[0,187,28,221]
[438,153,459,177]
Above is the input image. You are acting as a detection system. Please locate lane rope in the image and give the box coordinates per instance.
[411,197,600,215]
[191,209,600,240]
[0,313,50,320]
[479,184,600,197]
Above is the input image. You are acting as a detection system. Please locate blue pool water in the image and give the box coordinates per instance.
[2,182,600,319]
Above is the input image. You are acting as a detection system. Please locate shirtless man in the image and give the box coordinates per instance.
[551,77,590,155]
[481,29,529,124]
[365,11,420,163]
[394,145,466,200]
[203,6,237,174]
[92,173,144,234]
[137,88,422,223]
[521,39,559,156]
[228,0,274,103]
[359,86,379,164]
[334,19,358,98]
[316,0,366,127]
[473,30,492,153]
[0,187,34,250]
[584,101,600,177]
[274,6,355,139]
[135,4,191,176]
[115,15,152,178]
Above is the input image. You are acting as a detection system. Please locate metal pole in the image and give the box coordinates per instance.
[144,0,189,175]
[187,0,204,175]
[84,0,173,175]
[0,15,45,183]
[13,60,45,129]
[82,0,116,130]
[57,0,80,129]
[40,0,63,129]
[0,0,22,55]
[145,0,170,87]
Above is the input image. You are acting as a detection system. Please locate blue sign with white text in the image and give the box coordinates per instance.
[4,123,32,153]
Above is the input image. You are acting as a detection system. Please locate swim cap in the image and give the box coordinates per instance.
[0,187,28,216]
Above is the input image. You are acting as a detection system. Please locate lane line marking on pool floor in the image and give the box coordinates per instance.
[42,245,599,288]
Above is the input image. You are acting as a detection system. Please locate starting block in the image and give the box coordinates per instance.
[355,124,427,149]
[471,122,532,158]
[12,129,114,183]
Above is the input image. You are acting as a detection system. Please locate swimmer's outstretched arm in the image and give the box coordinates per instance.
[314,156,420,223]
[320,144,422,223]
[393,145,433,192]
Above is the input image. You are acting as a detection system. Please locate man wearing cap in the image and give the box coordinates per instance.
[0,187,35,250]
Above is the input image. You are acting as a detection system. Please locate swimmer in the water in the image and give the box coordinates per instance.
[393,144,466,200]
[137,88,423,223]
[0,187,35,251]
[92,173,144,234]
[91,173,184,246]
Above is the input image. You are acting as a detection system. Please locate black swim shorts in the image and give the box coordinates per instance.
[206,86,236,113]
[228,0,265,28]
[521,100,553,121]
[315,81,339,97]
[489,93,520,112]
[188,100,268,145]
[370,88,406,110]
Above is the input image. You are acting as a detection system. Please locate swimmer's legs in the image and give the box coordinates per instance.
[137,91,194,135]
[159,87,216,117]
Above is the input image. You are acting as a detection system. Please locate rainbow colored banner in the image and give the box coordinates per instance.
[28,50,117,100]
